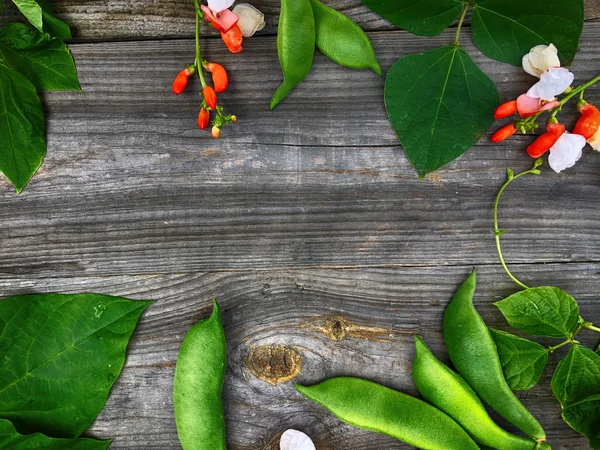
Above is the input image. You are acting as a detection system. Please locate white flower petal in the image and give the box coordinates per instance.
[548,132,586,173]
[527,67,574,101]
[522,44,560,78]
[232,3,265,37]
[280,429,316,450]
[207,0,235,13]
[588,127,600,151]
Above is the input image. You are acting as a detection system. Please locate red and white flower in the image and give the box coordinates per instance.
[548,132,587,173]
[279,429,316,450]
[522,44,560,78]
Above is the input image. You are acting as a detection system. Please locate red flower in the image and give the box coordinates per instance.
[573,103,600,140]
[494,100,518,119]
[527,120,565,158]
[491,123,518,143]
[203,85,217,110]
[221,25,243,53]
[172,66,196,95]
[516,94,559,117]
[198,107,210,130]
[204,62,229,93]
[200,4,239,33]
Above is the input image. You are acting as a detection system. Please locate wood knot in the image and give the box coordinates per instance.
[245,345,302,386]
[327,318,347,341]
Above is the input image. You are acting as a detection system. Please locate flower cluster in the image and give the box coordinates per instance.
[491,44,600,173]
[171,0,264,138]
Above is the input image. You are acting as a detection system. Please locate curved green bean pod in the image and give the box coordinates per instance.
[443,271,546,441]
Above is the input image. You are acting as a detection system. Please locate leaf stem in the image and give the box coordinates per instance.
[193,0,207,88]
[453,3,470,46]
[583,322,600,333]
[548,339,573,353]
[494,159,544,290]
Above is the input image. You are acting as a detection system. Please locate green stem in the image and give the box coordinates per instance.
[453,3,469,46]
[548,339,573,353]
[193,0,207,88]
[583,322,600,333]
[494,160,543,289]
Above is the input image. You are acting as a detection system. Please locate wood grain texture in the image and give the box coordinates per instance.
[0,0,599,40]
[1,26,600,278]
[1,264,597,449]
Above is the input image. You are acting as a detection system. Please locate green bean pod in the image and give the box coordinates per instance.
[308,0,381,75]
[413,336,551,450]
[443,271,546,441]
[270,0,315,109]
[173,300,227,450]
[296,377,480,450]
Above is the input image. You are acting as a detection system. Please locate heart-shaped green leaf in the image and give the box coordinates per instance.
[552,345,600,408]
[471,0,584,66]
[0,419,110,449]
[495,287,580,338]
[562,394,600,449]
[359,0,463,36]
[384,46,497,178]
[0,62,46,193]
[490,328,548,391]
[0,23,80,91]
[0,293,151,437]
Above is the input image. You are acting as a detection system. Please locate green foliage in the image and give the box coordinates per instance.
[552,345,600,408]
[472,0,584,66]
[0,419,110,449]
[490,328,548,390]
[0,293,150,437]
[562,394,600,449]
[494,287,580,338]
[384,46,497,178]
[0,1,79,192]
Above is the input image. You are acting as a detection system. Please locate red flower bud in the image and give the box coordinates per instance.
[203,85,217,110]
[172,66,195,95]
[212,125,221,139]
[204,62,229,93]
[494,100,518,119]
[573,103,600,140]
[490,123,518,143]
[526,121,565,158]
[198,107,210,130]
[221,25,243,53]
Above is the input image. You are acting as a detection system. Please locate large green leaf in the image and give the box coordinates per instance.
[36,0,72,40]
[10,0,43,32]
[0,62,45,193]
[359,0,463,36]
[0,419,110,449]
[0,23,80,91]
[0,293,151,438]
[552,345,600,408]
[562,394,600,449]
[495,287,580,338]
[384,46,497,178]
[472,0,584,66]
[490,328,548,390]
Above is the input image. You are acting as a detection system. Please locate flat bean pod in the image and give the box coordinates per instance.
[296,377,480,450]
[173,300,227,450]
[443,271,546,441]
[270,0,315,109]
[413,336,551,450]
[309,0,381,75]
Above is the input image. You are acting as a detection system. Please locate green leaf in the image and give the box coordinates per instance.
[552,345,600,408]
[0,419,110,449]
[359,0,463,36]
[494,287,580,338]
[0,293,151,438]
[490,328,548,390]
[384,46,497,178]
[562,394,600,449]
[0,62,45,193]
[36,0,72,40]
[0,23,80,91]
[472,0,584,66]
[10,0,43,32]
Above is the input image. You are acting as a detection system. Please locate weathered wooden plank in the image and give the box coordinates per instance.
[1,26,599,277]
[0,264,596,448]
[1,0,599,40]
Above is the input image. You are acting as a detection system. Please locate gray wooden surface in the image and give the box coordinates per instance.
[1,1,600,449]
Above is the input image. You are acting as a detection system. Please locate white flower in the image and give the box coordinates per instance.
[588,128,600,151]
[527,67,574,101]
[207,0,235,13]
[522,44,561,78]
[280,429,316,450]
[232,3,265,37]
[548,132,586,173]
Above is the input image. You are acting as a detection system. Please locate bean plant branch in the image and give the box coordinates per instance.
[193,0,208,88]
[493,159,544,290]
[453,3,470,46]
